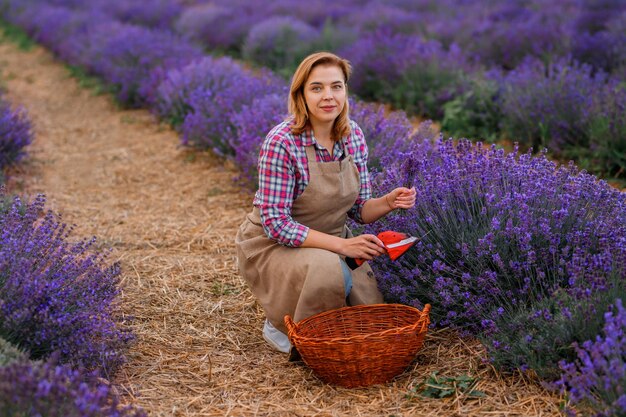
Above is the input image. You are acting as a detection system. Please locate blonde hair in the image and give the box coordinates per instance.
[288,52,352,140]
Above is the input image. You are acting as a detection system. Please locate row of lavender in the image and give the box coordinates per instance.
[18,0,626,182]
[1,1,624,415]
[0,48,143,417]
[0,191,144,415]
[0,91,30,175]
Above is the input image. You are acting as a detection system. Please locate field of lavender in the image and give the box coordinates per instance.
[0,0,625,415]
[4,0,624,181]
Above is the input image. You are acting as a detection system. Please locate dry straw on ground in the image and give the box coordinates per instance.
[0,39,567,416]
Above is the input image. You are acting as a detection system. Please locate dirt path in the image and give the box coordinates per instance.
[0,40,565,417]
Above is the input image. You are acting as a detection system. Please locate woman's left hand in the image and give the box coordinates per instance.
[385,187,416,210]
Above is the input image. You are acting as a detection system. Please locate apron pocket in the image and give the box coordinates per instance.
[236,221,277,260]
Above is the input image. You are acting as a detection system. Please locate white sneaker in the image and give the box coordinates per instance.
[262,319,291,353]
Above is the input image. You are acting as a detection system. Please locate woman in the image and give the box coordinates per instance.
[235,52,416,353]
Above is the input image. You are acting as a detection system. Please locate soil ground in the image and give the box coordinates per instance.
[0,39,566,416]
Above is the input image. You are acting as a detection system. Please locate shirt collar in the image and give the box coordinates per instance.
[299,127,316,147]
[297,125,347,158]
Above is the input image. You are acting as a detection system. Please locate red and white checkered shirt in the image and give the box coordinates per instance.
[253,118,371,247]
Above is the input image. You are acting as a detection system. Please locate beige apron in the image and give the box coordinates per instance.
[235,143,383,334]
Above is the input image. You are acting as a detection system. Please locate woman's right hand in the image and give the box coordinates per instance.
[340,234,387,260]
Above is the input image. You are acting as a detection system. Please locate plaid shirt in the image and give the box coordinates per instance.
[253,118,371,247]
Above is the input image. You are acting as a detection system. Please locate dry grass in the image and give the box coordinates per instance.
[0,40,567,416]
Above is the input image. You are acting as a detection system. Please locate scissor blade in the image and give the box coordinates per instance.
[385,236,418,249]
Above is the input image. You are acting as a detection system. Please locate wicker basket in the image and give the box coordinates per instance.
[284,303,431,388]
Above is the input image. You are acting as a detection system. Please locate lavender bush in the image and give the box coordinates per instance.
[5,3,202,107]
[343,32,469,118]
[368,140,626,333]
[242,16,318,76]
[350,100,418,170]
[480,262,626,380]
[571,30,623,75]
[13,0,84,8]
[582,83,626,180]
[229,93,286,187]
[174,3,259,54]
[181,70,285,155]
[0,98,32,170]
[0,191,133,374]
[80,22,203,107]
[6,4,112,66]
[500,58,598,151]
[0,358,146,417]
[151,56,249,126]
[462,4,568,70]
[500,57,626,180]
[558,299,626,417]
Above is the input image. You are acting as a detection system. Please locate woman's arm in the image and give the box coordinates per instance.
[359,187,416,224]
[300,229,386,260]
[256,128,310,247]
[346,122,416,225]
[298,187,416,259]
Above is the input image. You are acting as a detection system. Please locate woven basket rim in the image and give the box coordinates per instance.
[285,303,431,344]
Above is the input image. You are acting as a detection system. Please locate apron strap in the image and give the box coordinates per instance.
[304,144,317,166]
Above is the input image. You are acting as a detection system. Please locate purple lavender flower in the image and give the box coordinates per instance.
[0,191,133,374]
[0,98,33,170]
[558,299,626,417]
[0,358,146,416]
[481,262,626,380]
[7,3,203,107]
[349,99,431,170]
[228,93,287,187]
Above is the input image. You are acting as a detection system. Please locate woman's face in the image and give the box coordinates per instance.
[303,64,346,128]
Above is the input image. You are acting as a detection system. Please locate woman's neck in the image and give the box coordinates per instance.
[310,120,333,146]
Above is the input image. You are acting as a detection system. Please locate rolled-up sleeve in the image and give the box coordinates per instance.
[255,135,309,247]
[347,124,372,223]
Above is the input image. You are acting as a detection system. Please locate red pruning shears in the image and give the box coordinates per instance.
[345,230,419,270]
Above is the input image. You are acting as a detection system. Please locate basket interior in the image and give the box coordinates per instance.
[295,304,422,340]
